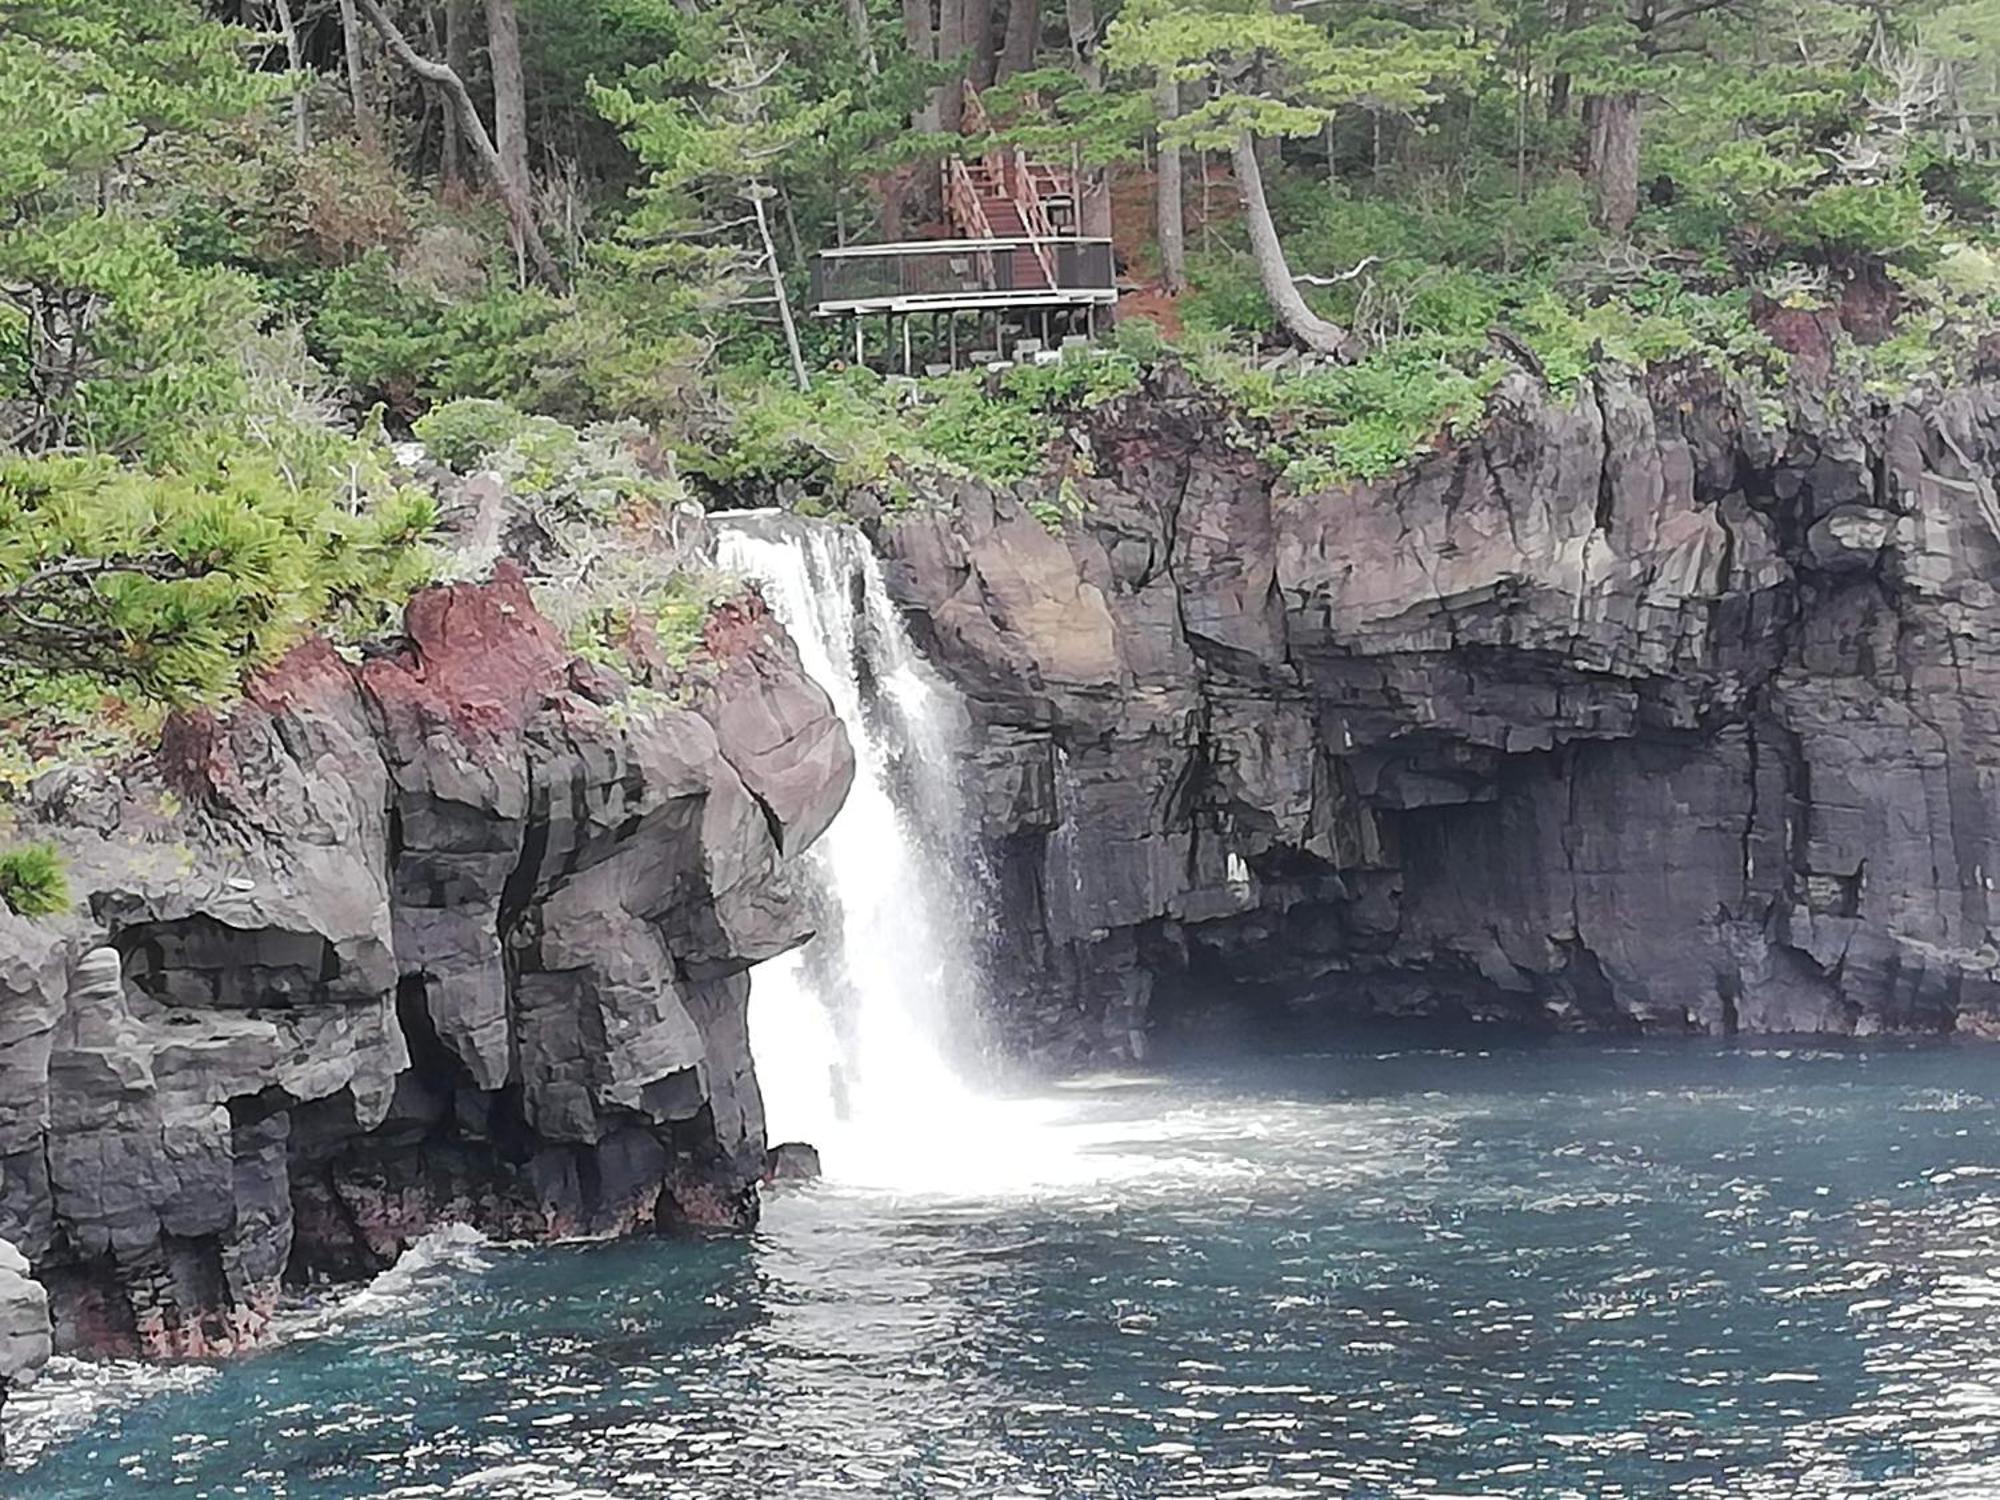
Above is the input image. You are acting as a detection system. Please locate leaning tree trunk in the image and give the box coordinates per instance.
[484,0,531,196]
[354,0,565,292]
[1586,91,1642,238]
[271,0,309,154]
[750,183,812,394]
[336,0,381,152]
[1231,131,1353,359]
[1155,73,1186,294]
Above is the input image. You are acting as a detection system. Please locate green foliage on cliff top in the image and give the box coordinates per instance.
[0,453,436,711]
[4,0,2000,766]
[684,352,1144,500]
[0,844,68,919]
[0,0,447,773]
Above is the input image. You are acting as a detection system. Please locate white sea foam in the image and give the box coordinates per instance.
[285,1221,494,1338]
[7,1221,499,1473]
[3,1354,217,1472]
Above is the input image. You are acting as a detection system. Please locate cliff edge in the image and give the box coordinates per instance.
[0,562,851,1357]
[877,366,2000,1059]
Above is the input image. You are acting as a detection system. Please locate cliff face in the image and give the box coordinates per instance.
[0,563,851,1358]
[876,367,2000,1063]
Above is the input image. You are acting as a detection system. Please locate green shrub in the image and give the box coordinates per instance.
[689,372,929,492]
[650,571,734,667]
[0,845,68,918]
[1780,182,1936,264]
[918,374,1050,480]
[433,284,567,403]
[440,407,688,526]
[1180,253,1278,337]
[556,567,740,680]
[416,399,553,472]
[0,452,436,710]
[1112,316,1167,362]
[309,251,443,409]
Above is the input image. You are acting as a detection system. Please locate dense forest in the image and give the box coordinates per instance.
[1,0,1997,788]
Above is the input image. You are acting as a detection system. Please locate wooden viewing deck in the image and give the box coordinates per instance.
[811,237,1116,373]
[811,237,1116,316]
[811,81,1117,373]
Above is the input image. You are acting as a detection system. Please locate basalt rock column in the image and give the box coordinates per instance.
[873,369,2000,1055]
[0,568,853,1355]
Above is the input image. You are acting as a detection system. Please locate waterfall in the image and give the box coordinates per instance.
[713,513,995,1188]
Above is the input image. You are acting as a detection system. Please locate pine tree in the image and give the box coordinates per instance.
[595,20,851,391]
[0,0,281,453]
[1105,0,1474,356]
[0,452,434,706]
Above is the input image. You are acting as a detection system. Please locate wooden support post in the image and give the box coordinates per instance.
[948,311,959,370]
[901,315,913,375]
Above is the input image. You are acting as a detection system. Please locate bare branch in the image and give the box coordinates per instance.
[351,0,567,293]
[1293,256,1381,287]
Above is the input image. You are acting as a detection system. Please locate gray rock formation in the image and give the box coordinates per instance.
[0,1235,50,1450]
[0,563,850,1357]
[762,1141,822,1182]
[874,366,2000,1060]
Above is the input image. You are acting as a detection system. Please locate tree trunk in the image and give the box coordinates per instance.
[442,0,473,194]
[843,0,879,73]
[901,0,944,222]
[998,0,1038,80]
[1231,131,1353,359]
[1548,0,1589,119]
[1066,0,1111,239]
[966,0,997,88]
[1155,73,1185,294]
[1585,90,1642,238]
[1063,0,1100,89]
[751,183,811,394]
[484,0,530,195]
[354,0,565,292]
[937,0,967,133]
[271,0,309,154]
[336,0,381,152]
[902,0,941,133]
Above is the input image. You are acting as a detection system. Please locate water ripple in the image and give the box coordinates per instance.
[15,1044,2000,1497]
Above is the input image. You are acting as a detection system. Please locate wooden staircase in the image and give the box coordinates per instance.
[944,83,1073,291]
[962,162,1049,290]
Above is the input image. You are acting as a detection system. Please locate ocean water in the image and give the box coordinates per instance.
[15,1040,2000,1498]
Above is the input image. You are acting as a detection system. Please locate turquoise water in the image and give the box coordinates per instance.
[15,1041,2000,1497]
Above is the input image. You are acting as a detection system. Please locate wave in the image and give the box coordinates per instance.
[5,1222,497,1473]
[4,1355,217,1472]
[282,1221,494,1339]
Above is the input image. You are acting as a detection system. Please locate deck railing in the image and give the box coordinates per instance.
[810,238,1116,314]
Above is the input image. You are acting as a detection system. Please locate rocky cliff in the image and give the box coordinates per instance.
[874,365,2000,1062]
[0,562,850,1358]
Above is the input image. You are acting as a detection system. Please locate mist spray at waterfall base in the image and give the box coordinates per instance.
[716,515,1091,1195]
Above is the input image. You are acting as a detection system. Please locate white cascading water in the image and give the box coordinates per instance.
[715,513,1027,1191]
